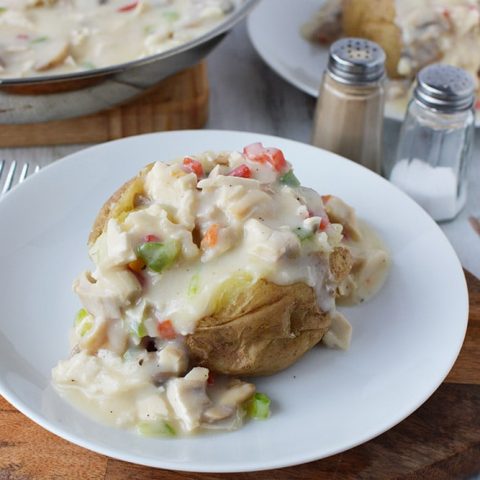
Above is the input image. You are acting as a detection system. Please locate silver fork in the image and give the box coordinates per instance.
[0,160,41,196]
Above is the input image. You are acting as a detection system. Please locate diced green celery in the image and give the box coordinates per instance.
[78,319,94,337]
[162,11,180,22]
[82,61,96,70]
[74,308,89,326]
[144,24,155,34]
[247,393,271,420]
[130,319,147,339]
[280,170,300,187]
[123,349,138,361]
[30,36,49,44]
[0,7,6,14]
[187,273,200,297]
[293,226,313,241]
[137,420,176,437]
[136,240,179,273]
[74,310,93,337]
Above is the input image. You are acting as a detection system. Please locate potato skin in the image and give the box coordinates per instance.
[342,0,403,78]
[88,163,153,246]
[186,279,331,376]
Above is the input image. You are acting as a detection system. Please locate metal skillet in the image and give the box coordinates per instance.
[0,0,258,124]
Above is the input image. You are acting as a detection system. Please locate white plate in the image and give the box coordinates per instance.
[0,130,468,472]
[247,0,479,124]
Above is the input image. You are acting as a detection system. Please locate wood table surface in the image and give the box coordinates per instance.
[1,270,479,480]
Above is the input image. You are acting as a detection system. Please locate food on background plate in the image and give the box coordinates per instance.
[52,143,390,436]
[302,0,480,101]
[0,0,233,78]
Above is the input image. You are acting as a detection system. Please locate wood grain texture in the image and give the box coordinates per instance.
[0,62,209,148]
[1,271,479,479]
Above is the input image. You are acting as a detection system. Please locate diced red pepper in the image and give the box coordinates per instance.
[319,216,330,231]
[183,157,204,178]
[243,143,287,172]
[202,224,219,248]
[144,234,159,243]
[157,320,176,340]
[229,164,252,178]
[17,34,29,40]
[243,143,268,162]
[264,147,287,172]
[207,371,215,385]
[117,1,138,12]
[475,99,480,110]
[321,195,331,204]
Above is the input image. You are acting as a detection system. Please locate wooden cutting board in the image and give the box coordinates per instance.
[1,271,479,480]
[0,62,208,147]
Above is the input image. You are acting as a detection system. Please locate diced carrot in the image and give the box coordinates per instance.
[128,258,145,273]
[202,224,219,248]
[321,195,332,204]
[157,320,176,340]
[319,216,330,231]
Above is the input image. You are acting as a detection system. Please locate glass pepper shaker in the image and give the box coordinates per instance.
[385,64,475,222]
[312,38,386,174]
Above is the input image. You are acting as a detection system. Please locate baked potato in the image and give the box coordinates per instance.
[342,0,402,78]
[306,0,480,86]
[53,145,389,436]
[87,158,353,376]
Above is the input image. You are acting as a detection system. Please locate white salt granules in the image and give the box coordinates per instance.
[390,158,465,221]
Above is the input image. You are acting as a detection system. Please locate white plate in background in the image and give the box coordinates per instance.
[247,0,479,123]
[0,130,468,472]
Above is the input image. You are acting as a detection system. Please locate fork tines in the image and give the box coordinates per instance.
[0,160,41,195]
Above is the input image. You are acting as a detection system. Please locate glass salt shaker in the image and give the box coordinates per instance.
[385,64,475,222]
[312,38,386,173]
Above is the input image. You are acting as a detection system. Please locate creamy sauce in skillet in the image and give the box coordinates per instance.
[0,0,233,78]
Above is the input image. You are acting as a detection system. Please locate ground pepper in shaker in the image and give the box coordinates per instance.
[385,64,475,222]
[312,38,386,173]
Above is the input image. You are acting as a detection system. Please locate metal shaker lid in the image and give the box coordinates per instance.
[327,38,386,84]
[414,64,475,112]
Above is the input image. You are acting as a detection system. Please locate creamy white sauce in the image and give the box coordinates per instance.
[0,0,233,78]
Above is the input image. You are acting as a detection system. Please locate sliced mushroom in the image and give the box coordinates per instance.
[203,404,234,422]
[166,367,211,432]
[218,380,255,408]
[34,39,69,72]
[322,312,352,350]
